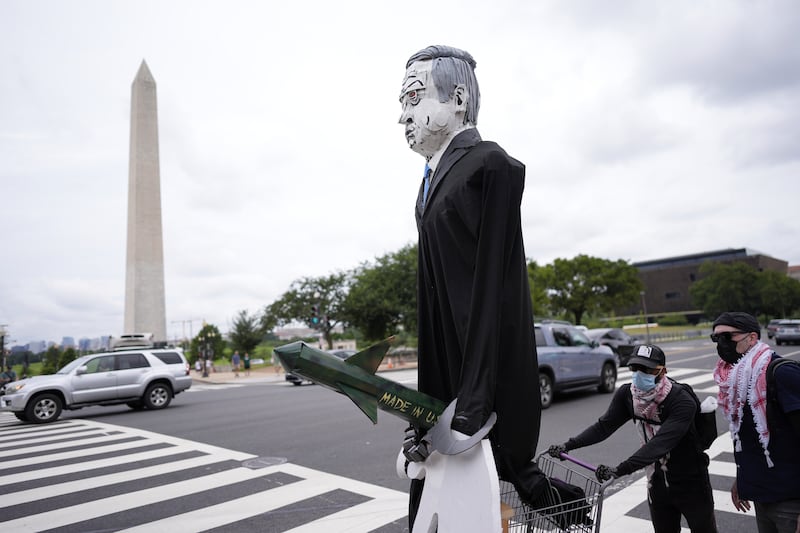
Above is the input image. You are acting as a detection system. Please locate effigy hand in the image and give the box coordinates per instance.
[402,424,431,463]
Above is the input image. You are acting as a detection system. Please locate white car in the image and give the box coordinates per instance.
[0,349,192,423]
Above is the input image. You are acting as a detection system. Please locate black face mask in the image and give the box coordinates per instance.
[716,338,741,364]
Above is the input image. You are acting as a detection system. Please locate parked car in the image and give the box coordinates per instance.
[585,328,639,366]
[535,323,618,409]
[775,320,800,346]
[767,319,792,339]
[285,349,356,385]
[0,348,192,423]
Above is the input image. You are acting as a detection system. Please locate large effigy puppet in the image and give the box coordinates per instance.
[275,45,544,533]
[398,44,543,531]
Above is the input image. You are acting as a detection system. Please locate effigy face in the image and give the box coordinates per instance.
[399,60,464,159]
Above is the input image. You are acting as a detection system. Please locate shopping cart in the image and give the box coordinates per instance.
[500,452,611,532]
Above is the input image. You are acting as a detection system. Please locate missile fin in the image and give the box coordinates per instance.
[339,382,379,424]
[344,337,394,375]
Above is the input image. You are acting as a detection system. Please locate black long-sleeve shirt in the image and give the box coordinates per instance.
[566,381,709,486]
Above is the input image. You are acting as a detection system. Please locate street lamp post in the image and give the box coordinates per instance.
[640,291,651,344]
[200,334,209,378]
[0,324,8,371]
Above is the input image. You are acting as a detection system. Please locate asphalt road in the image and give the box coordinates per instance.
[6,337,799,532]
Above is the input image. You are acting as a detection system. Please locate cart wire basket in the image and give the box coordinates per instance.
[500,452,610,532]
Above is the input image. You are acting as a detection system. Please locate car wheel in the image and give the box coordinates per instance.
[127,401,145,410]
[776,339,783,346]
[539,373,554,409]
[25,393,63,423]
[143,382,172,410]
[598,363,617,393]
[14,411,29,422]
[292,381,302,386]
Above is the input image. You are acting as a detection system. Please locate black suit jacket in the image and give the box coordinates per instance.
[414,128,540,471]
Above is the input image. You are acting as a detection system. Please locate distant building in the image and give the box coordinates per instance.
[624,248,788,320]
[789,265,800,282]
[61,336,76,349]
[27,341,47,354]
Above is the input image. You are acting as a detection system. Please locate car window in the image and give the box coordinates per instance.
[117,353,149,370]
[154,352,183,365]
[552,328,571,347]
[534,328,547,347]
[58,358,88,374]
[85,355,115,373]
[569,329,592,347]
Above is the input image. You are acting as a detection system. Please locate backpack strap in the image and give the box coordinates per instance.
[766,355,795,431]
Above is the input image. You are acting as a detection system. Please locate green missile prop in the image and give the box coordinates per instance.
[273,338,445,430]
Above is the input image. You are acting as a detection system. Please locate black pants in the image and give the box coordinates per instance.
[647,470,717,533]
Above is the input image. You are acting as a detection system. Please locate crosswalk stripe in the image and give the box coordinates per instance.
[117,463,406,533]
[0,446,201,487]
[285,494,408,533]
[0,422,92,442]
[0,433,141,458]
[0,438,160,469]
[1,454,223,506]
[708,458,736,477]
[712,489,756,517]
[2,466,288,531]
[0,427,115,449]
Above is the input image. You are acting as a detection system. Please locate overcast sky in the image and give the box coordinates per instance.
[2,1,799,346]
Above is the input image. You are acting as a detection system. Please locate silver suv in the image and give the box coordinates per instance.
[0,348,192,423]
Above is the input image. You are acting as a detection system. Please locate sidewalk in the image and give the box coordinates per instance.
[192,359,417,385]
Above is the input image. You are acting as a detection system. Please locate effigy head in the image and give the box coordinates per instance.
[398,45,481,158]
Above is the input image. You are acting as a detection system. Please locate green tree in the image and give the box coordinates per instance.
[57,347,78,369]
[689,262,762,318]
[527,260,551,318]
[342,244,418,342]
[262,272,349,349]
[190,323,225,364]
[540,254,642,325]
[41,345,61,374]
[229,310,263,354]
[758,270,800,318]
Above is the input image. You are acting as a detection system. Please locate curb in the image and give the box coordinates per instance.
[191,363,418,386]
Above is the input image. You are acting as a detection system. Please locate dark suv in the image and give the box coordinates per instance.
[1,348,192,423]
[585,328,638,365]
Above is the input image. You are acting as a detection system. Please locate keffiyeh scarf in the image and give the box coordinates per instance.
[713,341,774,468]
[632,376,673,480]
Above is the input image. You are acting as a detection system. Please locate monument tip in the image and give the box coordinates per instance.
[134,60,155,84]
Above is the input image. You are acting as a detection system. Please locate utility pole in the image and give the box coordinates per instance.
[170,318,201,348]
[0,324,8,370]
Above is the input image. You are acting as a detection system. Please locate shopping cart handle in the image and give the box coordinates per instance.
[559,452,597,472]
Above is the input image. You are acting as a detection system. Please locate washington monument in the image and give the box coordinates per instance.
[124,60,167,341]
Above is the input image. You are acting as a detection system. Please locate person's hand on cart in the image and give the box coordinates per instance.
[595,464,618,482]
[547,444,568,459]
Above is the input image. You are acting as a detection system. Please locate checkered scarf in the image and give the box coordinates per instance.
[632,376,673,480]
[713,341,774,468]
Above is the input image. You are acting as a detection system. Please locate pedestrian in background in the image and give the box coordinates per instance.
[243,352,251,376]
[548,344,717,533]
[231,351,241,378]
[711,312,800,533]
[1,365,17,386]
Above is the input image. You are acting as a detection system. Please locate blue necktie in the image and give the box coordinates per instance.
[422,164,431,208]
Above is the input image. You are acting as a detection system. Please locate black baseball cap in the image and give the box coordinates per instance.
[712,312,761,339]
[627,344,666,369]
